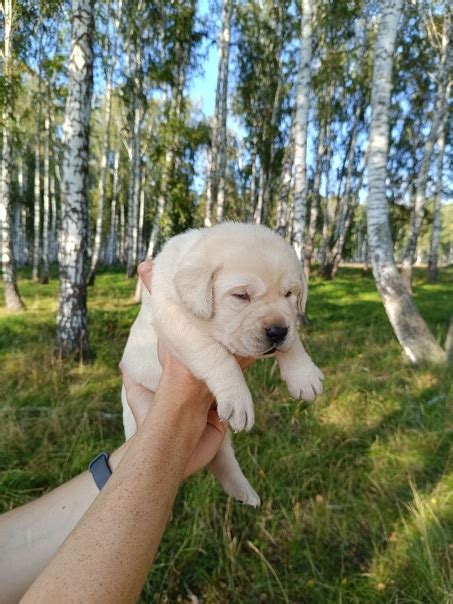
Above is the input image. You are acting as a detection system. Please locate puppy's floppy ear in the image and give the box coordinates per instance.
[297,270,308,315]
[174,263,219,320]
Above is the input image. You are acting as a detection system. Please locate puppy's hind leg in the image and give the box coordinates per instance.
[122,384,138,440]
[208,433,260,507]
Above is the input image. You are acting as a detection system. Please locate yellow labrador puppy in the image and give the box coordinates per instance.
[120,222,324,506]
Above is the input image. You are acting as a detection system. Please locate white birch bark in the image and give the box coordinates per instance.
[254,166,265,225]
[32,92,42,282]
[0,0,24,310]
[106,150,119,265]
[55,0,94,359]
[366,0,446,364]
[119,198,125,263]
[88,0,122,285]
[41,108,50,283]
[304,122,325,276]
[428,115,446,283]
[249,149,257,222]
[276,136,294,239]
[203,148,213,227]
[292,0,313,262]
[126,35,143,278]
[209,0,232,224]
[50,170,58,262]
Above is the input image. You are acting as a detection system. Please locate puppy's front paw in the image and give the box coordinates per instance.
[284,361,324,401]
[217,388,255,432]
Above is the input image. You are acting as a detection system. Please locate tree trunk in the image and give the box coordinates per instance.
[366,0,446,364]
[254,166,265,225]
[32,93,42,282]
[401,18,451,292]
[292,0,313,263]
[304,122,325,278]
[41,108,51,284]
[209,0,232,224]
[204,148,213,227]
[319,128,332,270]
[0,0,24,311]
[276,136,294,239]
[50,170,58,263]
[55,0,94,360]
[106,150,119,265]
[249,149,257,222]
[119,198,126,264]
[126,36,143,278]
[428,117,446,283]
[87,0,122,285]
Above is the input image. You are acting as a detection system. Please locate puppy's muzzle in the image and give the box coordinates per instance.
[265,325,288,346]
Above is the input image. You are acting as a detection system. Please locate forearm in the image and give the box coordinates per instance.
[22,391,205,604]
[0,440,133,604]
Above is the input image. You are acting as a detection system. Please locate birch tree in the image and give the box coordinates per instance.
[1,0,24,310]
[32,75,42,282]
[88,0,122,286]
[55,0,94,359]
[41,107,51,284]
[428,114,447,283]
[292,0,313,262]
[205,0,232,226]
[366,0,446,364]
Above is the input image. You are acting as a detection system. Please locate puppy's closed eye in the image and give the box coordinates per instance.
[232,292,250,302]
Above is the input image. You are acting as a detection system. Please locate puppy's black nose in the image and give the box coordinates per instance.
[265,325,288,345]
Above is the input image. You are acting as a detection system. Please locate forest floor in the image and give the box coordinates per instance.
[1,266,452,603]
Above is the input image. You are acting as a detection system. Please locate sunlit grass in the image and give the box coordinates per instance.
[1,266,452,602]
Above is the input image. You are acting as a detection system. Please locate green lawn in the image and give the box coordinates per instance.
[1,266,452,603]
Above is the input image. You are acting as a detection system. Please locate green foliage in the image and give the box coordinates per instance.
[1,267,452,602]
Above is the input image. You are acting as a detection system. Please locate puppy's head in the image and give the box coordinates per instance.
[174,224,307,357]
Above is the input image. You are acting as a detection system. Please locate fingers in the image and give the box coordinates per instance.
[183,409,227,479]
[137,260,153,293]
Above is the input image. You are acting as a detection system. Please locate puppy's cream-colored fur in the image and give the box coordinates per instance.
[120,222,323,506]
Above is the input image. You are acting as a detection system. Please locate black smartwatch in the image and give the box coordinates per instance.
[88,452,112,491]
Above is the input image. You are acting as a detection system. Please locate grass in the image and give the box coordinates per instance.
[1,266,452,603]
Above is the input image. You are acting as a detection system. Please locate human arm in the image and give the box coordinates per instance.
[0,359,230,604]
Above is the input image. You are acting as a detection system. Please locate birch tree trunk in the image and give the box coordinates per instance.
[204,149,213,227]
[400,18,451,293]
[0,0,24,310]
[254,166,265,225]
[208,0,232,224]
[41,108,51,284]
[428,118,446,283]
[304,123,325,277]
[366,0,446,364]
[32,92,42,282]
[292,0,313,262]
[50,170,58,262]
[106,150,119,265]
[276,137,294,239]
[55,0,94,359]
[87,0,122,285]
